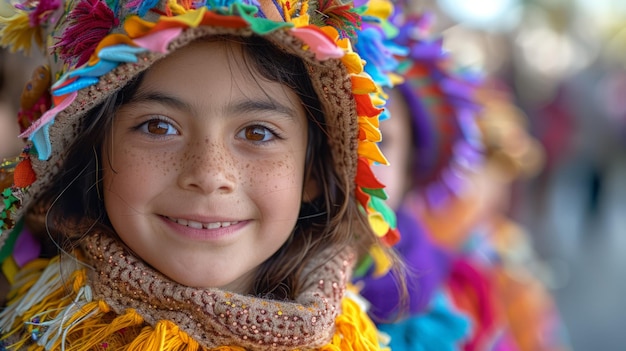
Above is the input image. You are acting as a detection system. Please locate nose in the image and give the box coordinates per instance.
[177,140,237,194]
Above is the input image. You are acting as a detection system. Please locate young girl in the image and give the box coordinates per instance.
[0,0,402,349]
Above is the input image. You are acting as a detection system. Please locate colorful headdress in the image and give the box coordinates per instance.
[0,0,401,265]
[391,12,485,209]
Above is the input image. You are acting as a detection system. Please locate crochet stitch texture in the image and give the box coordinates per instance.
[84,232,352,349]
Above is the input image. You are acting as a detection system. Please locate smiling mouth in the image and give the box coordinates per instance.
[166,217,240,230]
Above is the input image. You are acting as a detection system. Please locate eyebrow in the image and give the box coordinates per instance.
[127,92,194,115]
[127,91,299,119]
[230,99,298,119]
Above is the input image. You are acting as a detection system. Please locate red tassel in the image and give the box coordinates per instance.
[355,157,384,189]
[380,228,400,247]
[354,94,383,118]
[14,159,36,188]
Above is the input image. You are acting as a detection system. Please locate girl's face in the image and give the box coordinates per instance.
[102,40,311,293]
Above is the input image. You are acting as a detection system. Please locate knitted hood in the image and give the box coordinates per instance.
[0,0,401,252]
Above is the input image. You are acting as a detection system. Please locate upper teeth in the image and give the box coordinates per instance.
[169,217,239,229]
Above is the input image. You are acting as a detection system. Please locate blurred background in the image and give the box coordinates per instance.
[411,0,626,350]
[1,0,626,349]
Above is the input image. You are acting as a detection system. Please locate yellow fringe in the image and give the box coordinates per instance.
[62,308,147,350]
[0,9,44,54]
[1,257,76,346]
[127,320,200,351]
[5,259,51,302]
[319,298,389,351]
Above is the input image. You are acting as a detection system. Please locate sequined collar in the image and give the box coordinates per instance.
[82,232,355,350]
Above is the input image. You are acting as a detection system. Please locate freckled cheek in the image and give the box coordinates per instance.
[105,147,181,188]
[239,153,304,194]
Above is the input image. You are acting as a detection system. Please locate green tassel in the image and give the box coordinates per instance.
[362,187,388,200]
[0,219,22,263]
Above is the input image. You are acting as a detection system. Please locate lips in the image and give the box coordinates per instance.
[167,216,240,230]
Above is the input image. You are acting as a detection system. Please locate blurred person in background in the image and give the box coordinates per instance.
[434,3,626,348]
[358,0,626,349]
[354,6,571,350]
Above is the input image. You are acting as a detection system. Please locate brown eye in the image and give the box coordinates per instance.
[243,126,272,142]
[142,119,177,135]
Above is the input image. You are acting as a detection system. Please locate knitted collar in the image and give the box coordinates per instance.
[0,232,383,350]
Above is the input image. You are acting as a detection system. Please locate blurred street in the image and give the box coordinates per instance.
[520,152,626,351]
[418,1,626,349]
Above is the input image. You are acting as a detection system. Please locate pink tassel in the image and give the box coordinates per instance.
[28,0,62,26]
[53,0,119,67]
